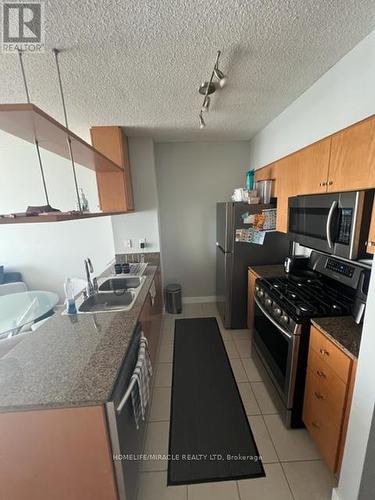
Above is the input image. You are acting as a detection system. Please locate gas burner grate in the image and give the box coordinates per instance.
[263,276,353,318]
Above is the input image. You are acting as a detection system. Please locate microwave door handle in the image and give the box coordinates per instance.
[326,201,338,249]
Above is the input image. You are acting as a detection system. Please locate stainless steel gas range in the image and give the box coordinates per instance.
[252,251,369,428]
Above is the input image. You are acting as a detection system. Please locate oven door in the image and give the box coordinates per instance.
[253,298,300,409]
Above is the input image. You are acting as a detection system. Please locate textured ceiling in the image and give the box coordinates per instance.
[0,0,374,142]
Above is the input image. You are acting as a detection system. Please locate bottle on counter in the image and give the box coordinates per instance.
[64,278,77,315]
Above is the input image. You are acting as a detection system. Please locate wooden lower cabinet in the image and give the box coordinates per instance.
[0,406,118,500]
[303,325,356,474]
[139,269,163,365]
[247,269,259,329]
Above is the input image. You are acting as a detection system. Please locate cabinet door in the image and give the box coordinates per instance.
[274,139,331,233]
[274,156,297,233]
[140,273,163,366]
[91,126,134,212]
[292,138,331,195]
[328,116,375,192]
[0,406,118,500]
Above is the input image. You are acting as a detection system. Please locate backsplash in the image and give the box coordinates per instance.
[115,252,160,266]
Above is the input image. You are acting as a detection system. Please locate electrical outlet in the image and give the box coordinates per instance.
[139,238,146,249]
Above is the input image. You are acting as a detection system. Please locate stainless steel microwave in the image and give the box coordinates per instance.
[288,190,374,260]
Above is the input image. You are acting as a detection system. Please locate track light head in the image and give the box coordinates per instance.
[214,67,227,88]
[199,112,206,129]
[201,96,210,113]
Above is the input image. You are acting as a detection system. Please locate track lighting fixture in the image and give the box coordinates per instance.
[199,112,206,129]
[198,50,227,128]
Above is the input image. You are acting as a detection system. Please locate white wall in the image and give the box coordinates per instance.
[333,266,375,500]
[245,28,375,500]
[0,217,115,299]
[111,137,161,254]
[0,131,114,301]
[155,141,251,299]
[248,29,375,169]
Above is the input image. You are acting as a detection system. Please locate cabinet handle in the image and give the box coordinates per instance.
[366,241,375,247]
[316,370,326,378]
[319,181,327,187]
[319,348,330,356]
[327,181,333,186]
[312,421,320,429]
[314,391,324,400]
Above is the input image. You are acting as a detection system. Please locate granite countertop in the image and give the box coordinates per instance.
[249,264,285,279]
[311,317,362,360]
[0,266,157,412]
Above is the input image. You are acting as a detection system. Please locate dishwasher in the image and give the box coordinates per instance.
[106,323,149,500]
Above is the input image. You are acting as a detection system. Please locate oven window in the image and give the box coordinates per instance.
[289,207,330,240]
[254,304,289,379]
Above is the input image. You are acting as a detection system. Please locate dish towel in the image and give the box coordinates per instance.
[131,337,153,429]
[149,282,156,306]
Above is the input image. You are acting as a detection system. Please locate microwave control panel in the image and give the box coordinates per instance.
[325,258,355,278]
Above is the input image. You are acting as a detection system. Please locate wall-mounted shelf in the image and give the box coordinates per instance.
[0,103,123,173]
[0,211,127,225]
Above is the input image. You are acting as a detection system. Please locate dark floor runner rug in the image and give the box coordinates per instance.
[168,317,265,485]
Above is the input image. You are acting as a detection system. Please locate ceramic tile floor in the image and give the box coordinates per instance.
[137,303,336,500]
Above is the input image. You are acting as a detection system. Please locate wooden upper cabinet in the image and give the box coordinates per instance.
[274,156,296,233]
[91,126,134,213]
[256,139,331,233]
[328,116,375,192]
[292,138,331,195]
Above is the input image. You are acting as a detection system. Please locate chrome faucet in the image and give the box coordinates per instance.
[84,258,96,297]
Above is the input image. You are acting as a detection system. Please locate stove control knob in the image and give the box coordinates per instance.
[281,314,289,324]
[255,285,259,292]
[265,298,272,306]
[258,290,264,298]
[273,307,282,317]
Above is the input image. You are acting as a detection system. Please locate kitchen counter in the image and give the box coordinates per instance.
[0,266,158,412]
[249,264,285,278]
[311,317,362,360]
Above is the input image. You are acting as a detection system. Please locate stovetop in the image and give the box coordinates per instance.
[261,275,354,320]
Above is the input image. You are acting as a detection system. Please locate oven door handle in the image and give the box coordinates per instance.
[326,201,338,249]
[254,297,292,340]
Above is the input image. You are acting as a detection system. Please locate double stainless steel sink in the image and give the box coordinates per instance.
[77,276,146,314]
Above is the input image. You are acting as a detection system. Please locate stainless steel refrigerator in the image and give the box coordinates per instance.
[216,202,290,329]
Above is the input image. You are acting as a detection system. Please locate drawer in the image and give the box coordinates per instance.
[303,388,341,473]
[307,349,348,402]
[310,325,351,382]
[304,367,345,429]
